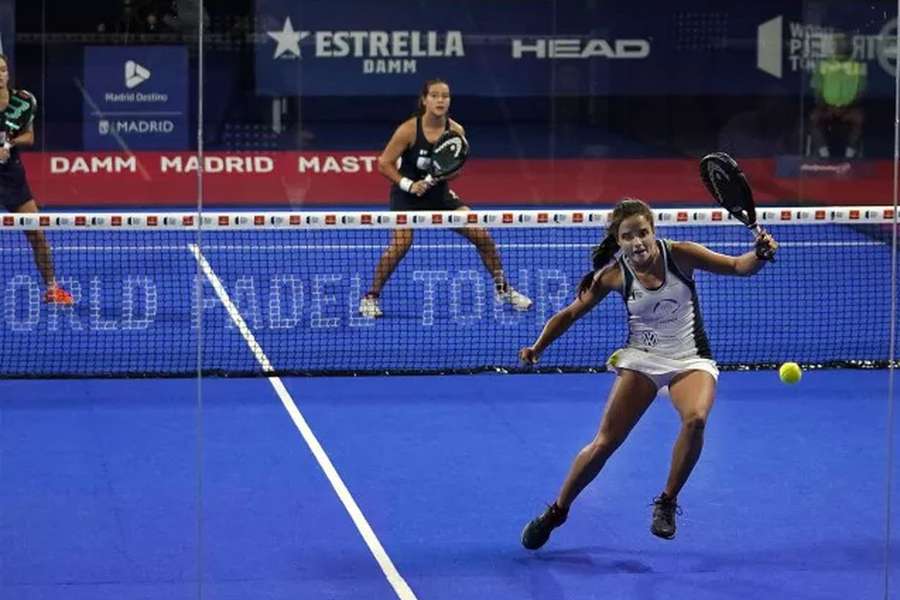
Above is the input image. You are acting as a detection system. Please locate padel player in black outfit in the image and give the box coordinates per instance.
[359,78,532,318]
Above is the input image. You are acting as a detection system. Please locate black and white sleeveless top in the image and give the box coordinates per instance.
[394,116,451,202]
[0,89,36,169]
[618,239,712,360]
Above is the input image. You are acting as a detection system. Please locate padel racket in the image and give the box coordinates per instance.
[424,130,469,185]
[699,152,775,260]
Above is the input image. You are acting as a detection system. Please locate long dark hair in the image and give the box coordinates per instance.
[416,78,448,116]
[577,198,654,296]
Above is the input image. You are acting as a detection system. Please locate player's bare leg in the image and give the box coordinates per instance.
[16,199,73,305]
[360,229,414,317]
[652,369,716,539]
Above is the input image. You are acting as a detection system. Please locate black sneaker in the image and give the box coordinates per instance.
[521,502,568,550]
[650,493,681,539]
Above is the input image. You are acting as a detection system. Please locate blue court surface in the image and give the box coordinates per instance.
[1,369,898,599]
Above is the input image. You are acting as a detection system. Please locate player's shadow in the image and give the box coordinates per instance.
[522,537,897,576]
[513,543,857,600]
[514,546,653,600]
[517,546,653,574]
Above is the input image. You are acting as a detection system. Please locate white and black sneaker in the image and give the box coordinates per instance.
[496,286,533,311]
[358,295,383,319]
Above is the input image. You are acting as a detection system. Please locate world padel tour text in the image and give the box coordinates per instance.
[3,270,572,332]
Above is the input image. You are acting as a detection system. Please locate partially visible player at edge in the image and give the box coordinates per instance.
[359,78,532,318]
[0,54,73,305]
[519,198,777,547]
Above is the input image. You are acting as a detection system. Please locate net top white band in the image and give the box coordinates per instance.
[0,206,895,230]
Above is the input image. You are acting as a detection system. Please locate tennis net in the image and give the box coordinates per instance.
[0,207,896,377]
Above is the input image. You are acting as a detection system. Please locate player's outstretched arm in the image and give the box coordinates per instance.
[672,233,777,277]
[519,265,617,364]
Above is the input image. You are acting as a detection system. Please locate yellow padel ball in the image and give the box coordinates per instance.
[779,362,802,384]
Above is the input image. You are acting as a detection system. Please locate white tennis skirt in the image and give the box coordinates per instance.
[606,347,719,390]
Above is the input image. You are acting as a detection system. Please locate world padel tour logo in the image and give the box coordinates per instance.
[264,16,465,74]
[757,15,897,78]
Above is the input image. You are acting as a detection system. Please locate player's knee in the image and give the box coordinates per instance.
[682,413,707,434]
[591,434,623,457]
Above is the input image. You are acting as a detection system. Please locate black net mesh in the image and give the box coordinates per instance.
[0,207,896,377]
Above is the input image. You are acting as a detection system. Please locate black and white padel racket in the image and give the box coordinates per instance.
[699,152,775,260]
[424,130,469,185]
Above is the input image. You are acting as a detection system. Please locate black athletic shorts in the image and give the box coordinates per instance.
[389,185,463,211]
[0,162,33,211]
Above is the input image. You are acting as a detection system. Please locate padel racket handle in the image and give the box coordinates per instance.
[750,224,776,261]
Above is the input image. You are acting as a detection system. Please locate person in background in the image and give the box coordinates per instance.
[359,78,532,319]
[810,32,866,159]
[0,54,73,305]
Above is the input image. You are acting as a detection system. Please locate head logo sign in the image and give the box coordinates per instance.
[510,37,650,59]
[757,15,898,79]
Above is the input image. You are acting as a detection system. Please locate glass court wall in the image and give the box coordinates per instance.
[0,0,896,598]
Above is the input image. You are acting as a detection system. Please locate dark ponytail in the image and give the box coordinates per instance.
[576,197,653,298]
[577,234,619,296]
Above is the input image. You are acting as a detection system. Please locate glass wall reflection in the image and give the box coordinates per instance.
[0,0,895,598]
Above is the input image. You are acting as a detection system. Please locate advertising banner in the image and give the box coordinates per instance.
[82,46,189,150]
[22,151,892,208]
[255,0,896,97]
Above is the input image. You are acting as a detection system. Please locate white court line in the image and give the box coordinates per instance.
[0,240,887,253]
[188,243,418,600]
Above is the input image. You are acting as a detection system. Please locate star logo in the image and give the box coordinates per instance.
[267,17,307,59]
